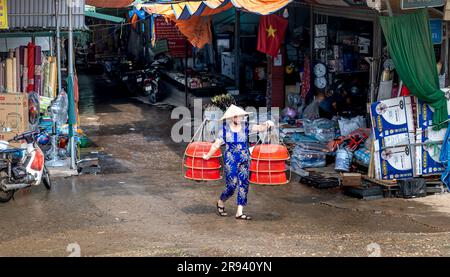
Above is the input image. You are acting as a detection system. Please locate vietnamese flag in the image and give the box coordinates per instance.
[257,14,288,57]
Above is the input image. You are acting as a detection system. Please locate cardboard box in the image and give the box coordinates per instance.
[374,145,415,180]
[0,93,29,133]
[371,96,415,153]
[416,99,450,129]
[415,140,445,176]
[340,173,362,187]
[370,96,415,141]
[0,93,29,148]
[373,132,415,152]
[415,125,446,176]
[413,99,450,176]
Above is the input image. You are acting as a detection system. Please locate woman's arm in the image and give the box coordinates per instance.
[203,138,223,160]
[251,120,275,133]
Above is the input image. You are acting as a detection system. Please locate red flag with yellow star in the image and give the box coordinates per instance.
[257,14,288,57]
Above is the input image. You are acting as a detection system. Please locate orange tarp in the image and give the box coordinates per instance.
[173,16,213,49]
[138,0,291,48]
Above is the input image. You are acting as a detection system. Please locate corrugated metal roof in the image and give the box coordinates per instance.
[86,0,133,8]
[6,0,86,30]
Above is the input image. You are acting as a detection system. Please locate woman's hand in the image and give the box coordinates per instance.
[203,153,210,160]
[265,120,275,128]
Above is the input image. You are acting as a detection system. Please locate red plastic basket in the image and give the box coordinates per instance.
[184,167,222,181]
[249,159,286,172]
[185,142,222,158]
[250,171,288,185]
[184,156,221,169]
[251,144,289,160]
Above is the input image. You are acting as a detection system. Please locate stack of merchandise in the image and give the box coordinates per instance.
[370,95,450,181]
[291,142,329,171]
[414,100,450,176]
[370,96,416,180]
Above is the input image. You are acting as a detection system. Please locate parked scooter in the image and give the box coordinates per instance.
[144,56,170,104]
[0,130,51,203]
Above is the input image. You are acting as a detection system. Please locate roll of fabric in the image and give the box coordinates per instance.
[6,58,13,93]
[19,46,25,92]
[0,61,4,92]
[15,48,20,92]
[23,47,28,92]
[43,57,50,97]
[34,45,42,95]
[40,56,45,96]
[27,42,35,92]
[12,57,17,93]
[49,57,57,97]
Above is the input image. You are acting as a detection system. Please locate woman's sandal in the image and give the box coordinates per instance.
[216,202,228,217]
[235,214,252,220]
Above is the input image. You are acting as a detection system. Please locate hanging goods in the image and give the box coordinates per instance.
[15,48,20,92]
[5,58,13,93]
[335,148,353,172]
[0,61,4,92]
[183,121,223,181]
[249,128,290,185]
[22,47,28,93]
[12,57,17,93]
[34,46,42,95]
[27,42,35,93]
[19,46,25,92]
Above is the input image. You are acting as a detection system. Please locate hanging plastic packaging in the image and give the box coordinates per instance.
[303,118,336,142]
[51,90,69,126]
[291,145,326,169]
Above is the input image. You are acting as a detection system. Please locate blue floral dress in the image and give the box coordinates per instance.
[219,121,250,206]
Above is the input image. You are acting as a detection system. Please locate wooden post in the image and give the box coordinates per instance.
[385,0,393,16]
[185,40,189,108]
[234,9,240,89]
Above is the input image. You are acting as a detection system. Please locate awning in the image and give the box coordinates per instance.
[85,11,126,23]
[136,0,292,20]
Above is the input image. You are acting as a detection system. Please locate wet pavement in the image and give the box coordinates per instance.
[2,73,450,257]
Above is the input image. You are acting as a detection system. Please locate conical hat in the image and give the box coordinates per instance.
[220,104,250,120]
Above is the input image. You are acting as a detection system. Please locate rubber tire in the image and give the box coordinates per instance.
[149,85,157,104]
[0,170,14,203]
[42,165,51,190]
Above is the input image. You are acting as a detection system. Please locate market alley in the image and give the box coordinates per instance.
[2,72,450,257]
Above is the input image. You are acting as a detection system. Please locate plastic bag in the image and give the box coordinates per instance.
[297,141,331,153]
[303,118,336,142]
[338,116,366,136]
[354,147,371,167]
[50,90,68,126]
[291,144,327,169]
[302,101,320,120]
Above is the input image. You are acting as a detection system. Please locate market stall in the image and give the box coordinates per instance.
[278,2,450,199]
[0,0,86,172]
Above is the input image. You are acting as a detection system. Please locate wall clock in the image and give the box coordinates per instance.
[314,77,327,89]
[313,63,327,77]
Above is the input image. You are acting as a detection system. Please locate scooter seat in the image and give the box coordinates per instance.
[0,148,22,154]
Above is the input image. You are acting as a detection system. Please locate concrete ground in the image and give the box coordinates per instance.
[2,73,450,257]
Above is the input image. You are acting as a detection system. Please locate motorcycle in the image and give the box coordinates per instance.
[0,131,51,203]
[144,56,170,104]
[143,67,161,103]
